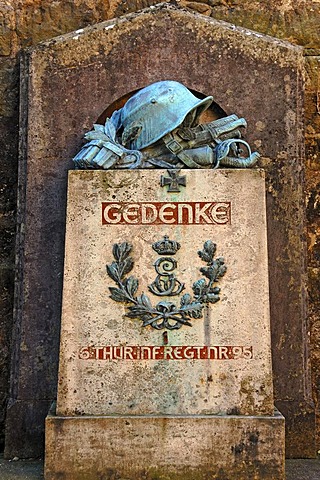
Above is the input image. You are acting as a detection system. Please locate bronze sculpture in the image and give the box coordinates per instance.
[73,80,260,170]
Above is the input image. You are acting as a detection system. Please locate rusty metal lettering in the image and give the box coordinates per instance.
[141,203,158,223]
[195,203,211,223]
[159,204,176,224]
[211,203,230,224]
[102,202,231,225]
[79,345,253,360]
[123,204,140,224]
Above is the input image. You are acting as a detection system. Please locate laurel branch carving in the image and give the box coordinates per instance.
[106,240,227,330]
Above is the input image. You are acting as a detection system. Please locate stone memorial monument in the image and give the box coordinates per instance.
[6,4,313,462]
[45,81,285,479]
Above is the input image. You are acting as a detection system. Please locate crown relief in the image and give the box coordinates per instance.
[152,236,181,256]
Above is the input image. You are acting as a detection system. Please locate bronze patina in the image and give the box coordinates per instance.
[106,239,227,331]
[73,80,260,170]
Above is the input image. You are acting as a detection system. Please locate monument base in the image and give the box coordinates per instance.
[45,407,285,480]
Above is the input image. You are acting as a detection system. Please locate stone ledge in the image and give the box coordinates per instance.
[45,408,285,480]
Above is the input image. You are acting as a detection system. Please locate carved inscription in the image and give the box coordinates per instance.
[79,345,253,360]
[102,202,231,225]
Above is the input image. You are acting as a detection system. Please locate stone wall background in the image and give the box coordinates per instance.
[0,0,319,452]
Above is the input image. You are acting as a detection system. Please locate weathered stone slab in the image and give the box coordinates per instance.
[57,169,273,417]
[45,409,285,480]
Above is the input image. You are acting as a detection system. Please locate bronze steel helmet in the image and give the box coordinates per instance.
[120,80,213,150]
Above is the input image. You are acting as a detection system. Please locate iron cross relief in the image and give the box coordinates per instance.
[160,169,187,193]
